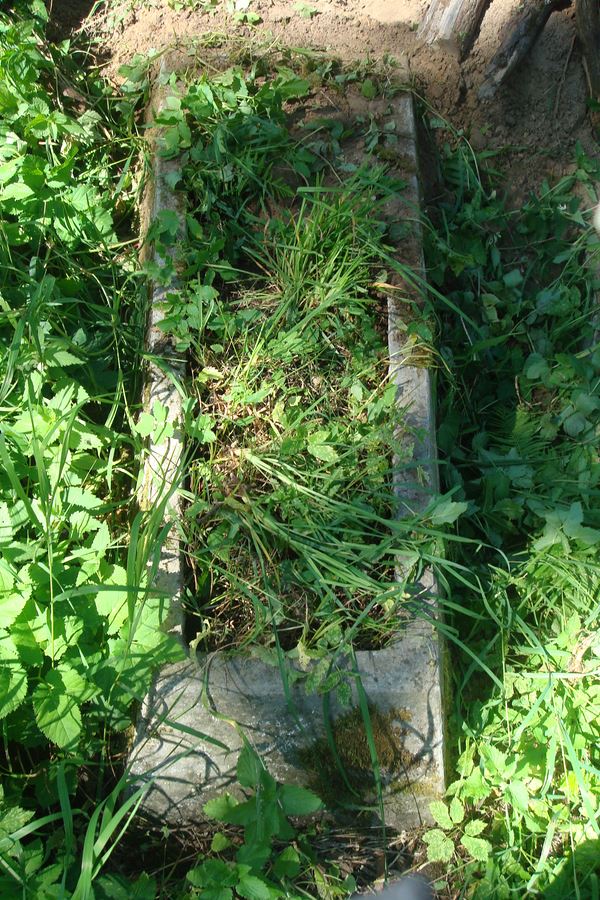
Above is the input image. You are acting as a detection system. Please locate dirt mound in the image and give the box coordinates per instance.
[53,0,597,197]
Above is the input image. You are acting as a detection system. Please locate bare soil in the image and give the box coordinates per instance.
[50,0,598,200]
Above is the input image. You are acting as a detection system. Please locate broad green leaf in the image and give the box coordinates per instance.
[307,431,339,463]
[422,828,454,863]
[464,819,487,837]
[203,793,239,821]
[134,412,155,438]
[279,783,322,816]
[93,563,130,632]
[429,497,468,526]
[32,669,82,749]
[503,268,522,287]
[236,842,270,871]
[196,890,233,900]
[271,72,311,99]
[237,744,263,788]
[429,800,453,830]
[0,561,26,628]
[507,780,529,813]
[0,504,14,544]
[0,801,34,837]
[198,858,237,885]
[523,353,549,380]
[210,832,232,852]
[460,834,492,861]
[481,744,507,777]
[63,486,103,510]
[272,846,301,878]
[1,182,35,200]
[94,872,157,900]
[236,874,272,900]
[0,632,27,719]
[449,796,465,824]
[562,411,587,437]
[293,3,318,19]
[188,413,217,443]
[45,347,83,368]
[56,663,95,702]
[361,78,377,100]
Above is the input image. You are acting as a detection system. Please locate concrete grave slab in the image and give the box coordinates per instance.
[129,72,447,830]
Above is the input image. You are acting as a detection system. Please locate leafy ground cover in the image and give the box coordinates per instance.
[420,131,600,896]
[0,14,440,896]
[148,65,449,660]
[0,3,185,895]
[4,3,600,897]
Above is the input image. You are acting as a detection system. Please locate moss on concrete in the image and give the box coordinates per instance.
[298,703,416,810]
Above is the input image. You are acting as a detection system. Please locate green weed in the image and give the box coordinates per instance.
[0,3,182,894]
[147,65,460,666]
[421,124,600,896]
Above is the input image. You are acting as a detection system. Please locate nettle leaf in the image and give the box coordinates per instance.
[195,889,233,900]
[460,834,492,862]
[134,412,155,438]
[32,609,85,661]
[507,780,530,813]
[236,874,272,900]
[63,486,103,510]
[0,800,34,837]
[422,828,454,863]
[429,800,453,830]
[464,819,487,837]
[429,496,468,526]
[306,430,339,463]
[279,783,322,816]
[0,503,14,544]
[481,744,510,778]
[236,842,271,871]
[94,872,157,900]
[32,668,82,749]
[524,352,549,381]
[0,592,27,630]
[0,559,27,628]
[237,744,263,789]
[272,846,301,879]
[562,411,588,437]
[449,796,465,824]
[93,563,130,633]
[203,793,239,821]
[562,502,600,545]
[0,631,27,719]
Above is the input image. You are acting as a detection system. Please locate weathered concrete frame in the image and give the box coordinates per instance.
[130,72,447,832]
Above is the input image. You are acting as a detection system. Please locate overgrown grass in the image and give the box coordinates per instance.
[7,5,600,896]
[421,127,600,896]
[147,65,452,661]
[0,4,184,895]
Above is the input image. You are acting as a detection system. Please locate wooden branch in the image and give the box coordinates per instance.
[479,0,570,100]
[417,0,491,59]
[575,0,600,105]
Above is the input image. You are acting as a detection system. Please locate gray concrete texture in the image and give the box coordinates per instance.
[129,76,447,830]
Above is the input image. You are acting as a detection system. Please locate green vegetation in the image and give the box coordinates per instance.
[421,133,600,896]
[185,744,357,899]
[2,2,600,897]
[0,3,183,895]
[299,704,415,809]
[149,65,443,657]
